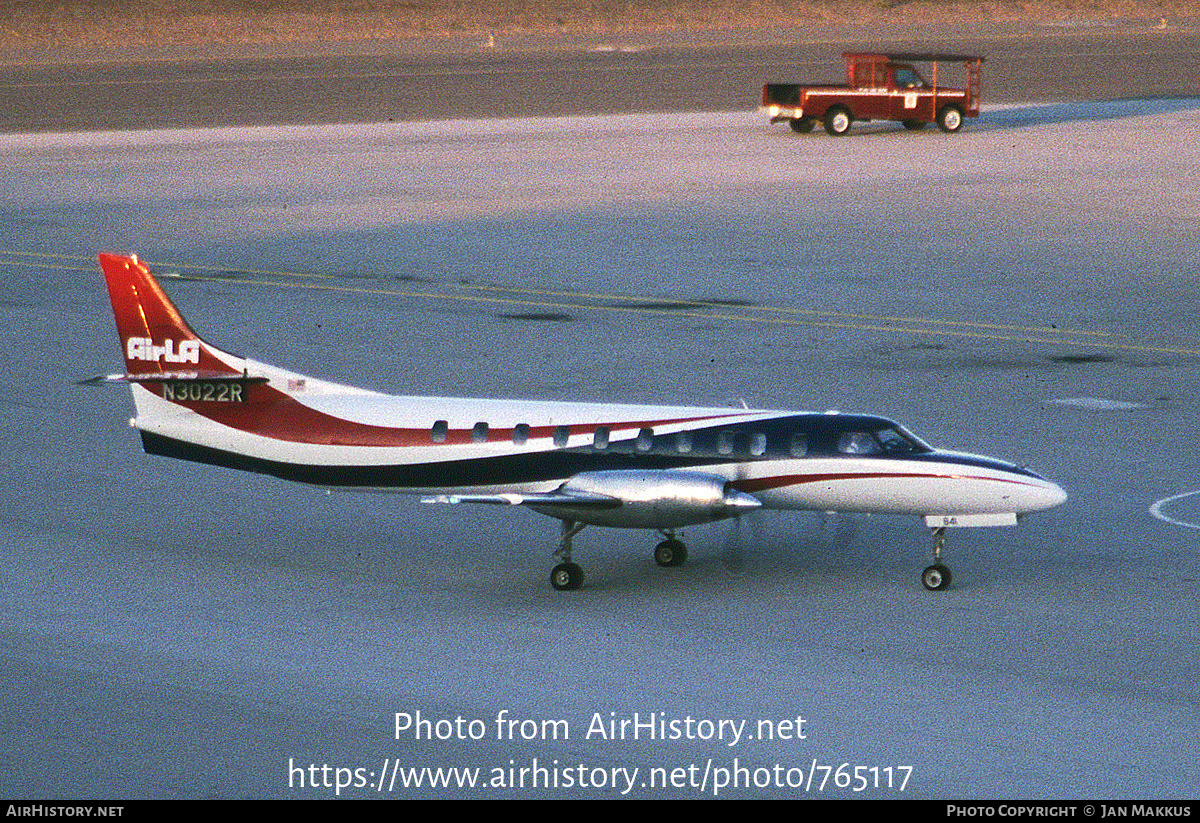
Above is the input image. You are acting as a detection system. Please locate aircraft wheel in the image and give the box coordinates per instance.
[936,105,964,133]
[823,107,852,135]
[551,562,584,591]
[789,117,816,134]
[654,539,688,568]
[921,563,952,591]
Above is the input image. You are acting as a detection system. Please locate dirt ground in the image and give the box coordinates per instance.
[4,0,1198,52]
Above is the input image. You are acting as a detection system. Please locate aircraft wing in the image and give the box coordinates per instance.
[422,490,621,509]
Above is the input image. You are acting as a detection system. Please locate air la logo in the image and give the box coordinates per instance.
[126,337,200,364]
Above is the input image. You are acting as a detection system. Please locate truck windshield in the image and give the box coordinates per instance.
[893,67,926,89]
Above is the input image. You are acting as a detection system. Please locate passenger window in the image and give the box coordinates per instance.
[553,426,570,448]
[750,432,767,456]
[717,430,734,455]
[675,432,693,453]
[593,426,610,450]
[471,422,489,443]
[431,420,449,443]
[837,432,882,455]
[512,424,530,446]
[788,432,808,457]
[635,427,654,452]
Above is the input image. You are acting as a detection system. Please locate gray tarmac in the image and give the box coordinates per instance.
[1,22,1199,799]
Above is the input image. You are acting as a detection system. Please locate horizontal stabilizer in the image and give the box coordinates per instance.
[79,371,270,386]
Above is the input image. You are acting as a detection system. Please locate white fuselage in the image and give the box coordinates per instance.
[131,357,1066,523]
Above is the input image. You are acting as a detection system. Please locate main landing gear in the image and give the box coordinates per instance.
[550,520,586,591]
[921,527,953,591]
[654,534,687,567]
[549,522,689,590]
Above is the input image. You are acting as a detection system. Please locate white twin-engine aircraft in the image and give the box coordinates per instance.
[93,253,1066,591]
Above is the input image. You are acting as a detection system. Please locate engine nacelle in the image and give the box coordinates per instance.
[529,470,762,529]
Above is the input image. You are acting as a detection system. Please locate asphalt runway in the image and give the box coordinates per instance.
[2,24,1200,800]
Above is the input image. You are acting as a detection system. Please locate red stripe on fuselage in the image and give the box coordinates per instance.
[154,381,746,448]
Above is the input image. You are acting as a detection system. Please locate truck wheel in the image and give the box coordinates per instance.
[788,117,816,134]
[822,107,852,136]
[936,105,964,133]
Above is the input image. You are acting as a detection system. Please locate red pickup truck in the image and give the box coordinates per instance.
[762,53,984,135]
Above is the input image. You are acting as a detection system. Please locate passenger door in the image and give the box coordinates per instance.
[888,65,932,123]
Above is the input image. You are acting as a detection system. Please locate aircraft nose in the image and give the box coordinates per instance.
[1025,477,1068,512]
[1043,480,1068,509]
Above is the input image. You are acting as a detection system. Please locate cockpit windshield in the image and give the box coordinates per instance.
[877,425,933,454]
[836,425,933,456]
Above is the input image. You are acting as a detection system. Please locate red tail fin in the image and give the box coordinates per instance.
[99,253,239,376]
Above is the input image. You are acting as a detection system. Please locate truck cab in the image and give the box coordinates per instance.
[762,52,984,135]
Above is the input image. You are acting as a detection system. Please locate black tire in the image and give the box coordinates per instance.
[822,107,852,136]
[551,562,584,591]
[936,105,964,133]
[654,540,688,568]
[788,117,816,134]
[922,564,952,591]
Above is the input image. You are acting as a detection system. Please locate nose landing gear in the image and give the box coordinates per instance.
[922,527,952,591]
